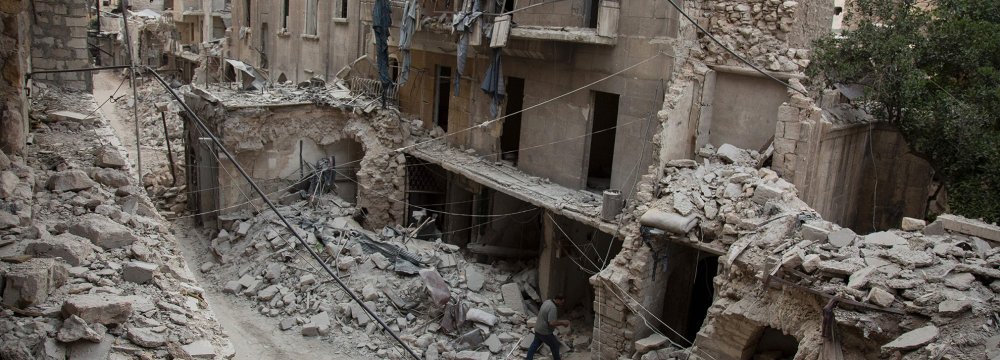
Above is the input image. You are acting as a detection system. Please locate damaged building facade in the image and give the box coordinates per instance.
[165,0,1000,359]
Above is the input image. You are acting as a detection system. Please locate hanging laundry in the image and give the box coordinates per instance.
[480,49,504,118]
[372,0,393,108]
[452,0,481,96]
[398,0,418,86]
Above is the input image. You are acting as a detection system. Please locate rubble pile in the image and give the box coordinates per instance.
[142,162,187,215]
[691,0,811,72]
[200,196,595,359]
[0,87,231,359]
[639,144,1000,358]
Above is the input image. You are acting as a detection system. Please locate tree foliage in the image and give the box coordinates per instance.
[810,0,1000,223]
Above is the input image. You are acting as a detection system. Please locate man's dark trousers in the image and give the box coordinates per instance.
[525,332,561,360]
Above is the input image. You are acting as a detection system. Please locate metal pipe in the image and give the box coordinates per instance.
[161,111,178,186]
[120,0,143,183]
[143,66,422,360]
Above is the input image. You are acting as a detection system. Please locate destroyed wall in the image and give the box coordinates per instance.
[29,0,93,91]
[228,0,364,84]
[181,90,409,230]
[590,0,839,357]
[0,0,30,155]
[773,93,935,233]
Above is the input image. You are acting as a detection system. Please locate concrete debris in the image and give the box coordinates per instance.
[882,325,939,352]
[635,333,669,353]
[127,326,167,348]
[2,258,68,308]
[301,311,331,336]
[901,217,926,231]
[419,268,452,306]
[57,315,106,343]
[46,169,96,192]
[67,213,139,250]
[122,261,159,284]
[827,228,857,248]
[24,233,94,266]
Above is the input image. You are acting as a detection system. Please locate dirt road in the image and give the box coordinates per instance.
[92,70,167,177]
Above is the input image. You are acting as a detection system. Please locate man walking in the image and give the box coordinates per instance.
[526,295,569,360]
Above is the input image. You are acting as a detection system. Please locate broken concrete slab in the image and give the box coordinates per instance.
[57,315,106,343]
[453,350,490,360]
[938,299,972,316]
[635,333,669,353]
[485,334,502,353]
[419,268,451,306]
[94,146,128,169]
[864,231,908,247]
[180,339,216,359]
[827,228,857,248]
[501,283,525,314]
[847,267,876,289]
[865,287,895,307]
[24,233,94,266]
[465,265,485,292]
[817,260,863,276]
[62,294,133,325]
[943,272,976,290]
[901,217,926,231]
[936,214,1000,242]
[47,170,96,192]
[800,223,830,242]
[67,214,139,250]
[882,325,938,351]
[752,183,784,205]
[122,261,159,284]
[302,311,331,336]
[128,327,167,348]
[49,110,94,124]
[2,258,68,308]
[716,144,749,164]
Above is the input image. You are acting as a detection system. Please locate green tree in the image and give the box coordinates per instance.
[810,0,1000,223]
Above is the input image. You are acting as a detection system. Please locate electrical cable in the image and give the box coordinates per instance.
[395,52,668,153]
[663,0,808,97]
[146,67,422,359]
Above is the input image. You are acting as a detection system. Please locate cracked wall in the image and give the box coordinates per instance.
[181,93,409,230]
[0,0,30,155]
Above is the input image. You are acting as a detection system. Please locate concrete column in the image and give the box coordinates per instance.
[538,211,559,301]
[202,0,212,43]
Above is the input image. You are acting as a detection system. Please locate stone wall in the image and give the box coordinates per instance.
[30,0,93,91]
[0,0,30,155]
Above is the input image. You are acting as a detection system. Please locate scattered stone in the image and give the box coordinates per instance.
[0,171,17,199]
[67,214,139,250]
[371,252,391,269]
[800,223,830,242]
[419,268,451,306]
[337,256,356,271]
[62,294,133,325]
[817,260,863,276]
[901,217,926,231]
[47,170,95,192]
[864,231,908,247]
[453,350,490,360]
[716,143,748,164]
[24,233,94,266]
[95,146,128,169]
[938,299,972,316]
[302,311,331,336]
[752,183,784,205]
[92,168,130,188]
[122,261,159,284]
[280,318,296,330]
[465,265,485,292]
[881,325,939,351]
[635,333,669,353]
[180,339,216,359]
[2,258,68,308]
[485,334,502,353]
[501,283,525,314]
[128,327,167,348]
[827,228,856,248]
[362,284,380,301]
[298,274,316,287]
[943,272,976,290]
[865,287,895,307]
[57,315,105,343]
[847,267,876,289]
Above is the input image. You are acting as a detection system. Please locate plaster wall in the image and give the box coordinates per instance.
[30,0,93,91]
[228,0,363,84]
[707,71,788,151]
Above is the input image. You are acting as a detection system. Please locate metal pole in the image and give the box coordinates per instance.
[143,67,421,360]
[120,0,143,183]
[161,111,178,186]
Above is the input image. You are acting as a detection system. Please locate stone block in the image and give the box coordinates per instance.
[67,213,139,249]
[752,183,784,205]
[57,314,105,343]
[936,214,1000,242]
[62,294,133,325]
[301,311,331,336]
[800,223,830,242]
[865,287,894,307]
[501,283,525,314]
[716,143,749,164]
[635,333,668,353]
[826,228,856,248]
[128,327,166,348]
[122,261,159,284]
[882,325,938,351]
[2,258,68,308]
[47,169,95,192]
[92,168,130,188]
[180,339,216,359]
[465,265,485,292]
[0,171,17,199]
[24,233,94,266]
[863,231,908,247]
[901,217,926,231]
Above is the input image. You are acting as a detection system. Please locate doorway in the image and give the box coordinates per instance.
[685,256,718,341]
[586,91,619,191]
[434,66,452,132]
[500,77,525,164]
[260,23,269,68]
[587,0,601,28]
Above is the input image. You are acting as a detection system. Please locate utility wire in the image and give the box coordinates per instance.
[663,0,808,97]
[144,67,422,360]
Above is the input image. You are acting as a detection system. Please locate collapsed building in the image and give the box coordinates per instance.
[1,0,999,359]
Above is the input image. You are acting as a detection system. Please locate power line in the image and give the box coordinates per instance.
[663,0,808,97]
